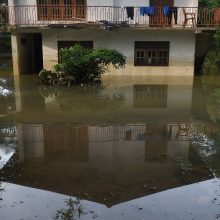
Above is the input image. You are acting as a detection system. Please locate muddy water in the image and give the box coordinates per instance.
[0,74,220,220]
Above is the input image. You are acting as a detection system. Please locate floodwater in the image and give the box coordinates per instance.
[0,71,220,220]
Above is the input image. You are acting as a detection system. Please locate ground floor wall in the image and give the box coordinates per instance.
[11,28,196,76]
[42,28,196,76]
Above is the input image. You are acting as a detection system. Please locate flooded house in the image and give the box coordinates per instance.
[0,0,217,76]
[2,2,220,219]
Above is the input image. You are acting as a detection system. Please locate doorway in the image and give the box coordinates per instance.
[33,33,43,74]
[150,0,174,26]
[17,33,43,74]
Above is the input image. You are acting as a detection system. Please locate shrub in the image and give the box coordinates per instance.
[39,45,126,85]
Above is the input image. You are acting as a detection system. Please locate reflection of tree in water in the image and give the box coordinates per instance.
[0,94,15,114]
[0,182,5,201]
[0,182,3,191]
[201,76,220,123]
[190,123,220,177]
[39,85,125,112]
[0,77,15,114]
[53,198,84,220]
[0,124,17,143]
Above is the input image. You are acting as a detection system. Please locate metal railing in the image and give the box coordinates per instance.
[1,5,220,28]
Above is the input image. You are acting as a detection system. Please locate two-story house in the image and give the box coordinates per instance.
[5,0,214,76]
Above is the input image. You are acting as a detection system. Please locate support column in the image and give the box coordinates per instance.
[11,33,19,76]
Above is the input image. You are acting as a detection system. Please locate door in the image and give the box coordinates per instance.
[37,0,87,20]
[75,0,87,19]
[150,0,174,26]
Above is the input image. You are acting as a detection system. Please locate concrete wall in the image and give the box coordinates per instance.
[113,0,197,7]
[7,0,198,26]
[8,0,38,25]
[8,0,36,5]
[8,0,198,7]
[42,28,196,76]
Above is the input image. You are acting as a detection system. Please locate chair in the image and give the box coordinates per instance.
[183,8,196,27]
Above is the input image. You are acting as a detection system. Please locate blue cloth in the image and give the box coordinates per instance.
[140,7,155,16]
[163,6,170,16]
[140,7,146,16]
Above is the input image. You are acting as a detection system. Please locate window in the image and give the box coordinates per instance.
[134,41,170,66]
[37,0,87,20]
[58,41,93,63]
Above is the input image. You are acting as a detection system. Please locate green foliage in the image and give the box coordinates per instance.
[202,51,220,75]
[60,45,126,83]
[199,0,220,7]
[38,69,74,86]
[39,45,126,85]
[0,34,11,54]
[213,88,220,99]
[202,29,220,75]
[214,28,220,50]
[0,0,7,4]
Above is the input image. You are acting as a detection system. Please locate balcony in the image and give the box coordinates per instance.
[1,5,220,30]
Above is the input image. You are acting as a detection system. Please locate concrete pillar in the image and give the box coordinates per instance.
[11,33,20,76]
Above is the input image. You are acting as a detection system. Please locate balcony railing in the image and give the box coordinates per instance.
[1,5,220,29]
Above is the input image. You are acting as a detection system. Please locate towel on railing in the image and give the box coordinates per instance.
[140,7,156,16]
[126,7,134,20]
[163,6,170,16]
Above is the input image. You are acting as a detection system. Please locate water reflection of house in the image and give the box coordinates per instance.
[95,79,193,123]
[16,123,191,161]
[1,123,211,207]
[13,76,194,124]
[17,124,89,161]
[134,85,168,108]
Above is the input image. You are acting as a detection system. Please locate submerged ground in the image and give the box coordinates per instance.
[0,64,220,219]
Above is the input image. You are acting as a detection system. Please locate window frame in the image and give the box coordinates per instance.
[134,41,170,66]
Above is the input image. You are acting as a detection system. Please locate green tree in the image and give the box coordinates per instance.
[214,28,220,50]
[202,28,220,75]
[199,0,220,7]
[39,45,126,85]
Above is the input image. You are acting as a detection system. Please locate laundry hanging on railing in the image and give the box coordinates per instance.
[169,7,178,24]
[163,6,170,16]
[140,7,156,16]
[126,7,134,20]
[163,6,178,24]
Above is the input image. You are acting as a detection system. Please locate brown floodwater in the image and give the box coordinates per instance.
[0,73,220,220]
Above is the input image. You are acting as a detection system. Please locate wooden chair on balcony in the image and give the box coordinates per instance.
[183,8,196,27]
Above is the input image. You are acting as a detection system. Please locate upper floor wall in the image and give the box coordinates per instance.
[8,0,198,7]
[3,0,219,30]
